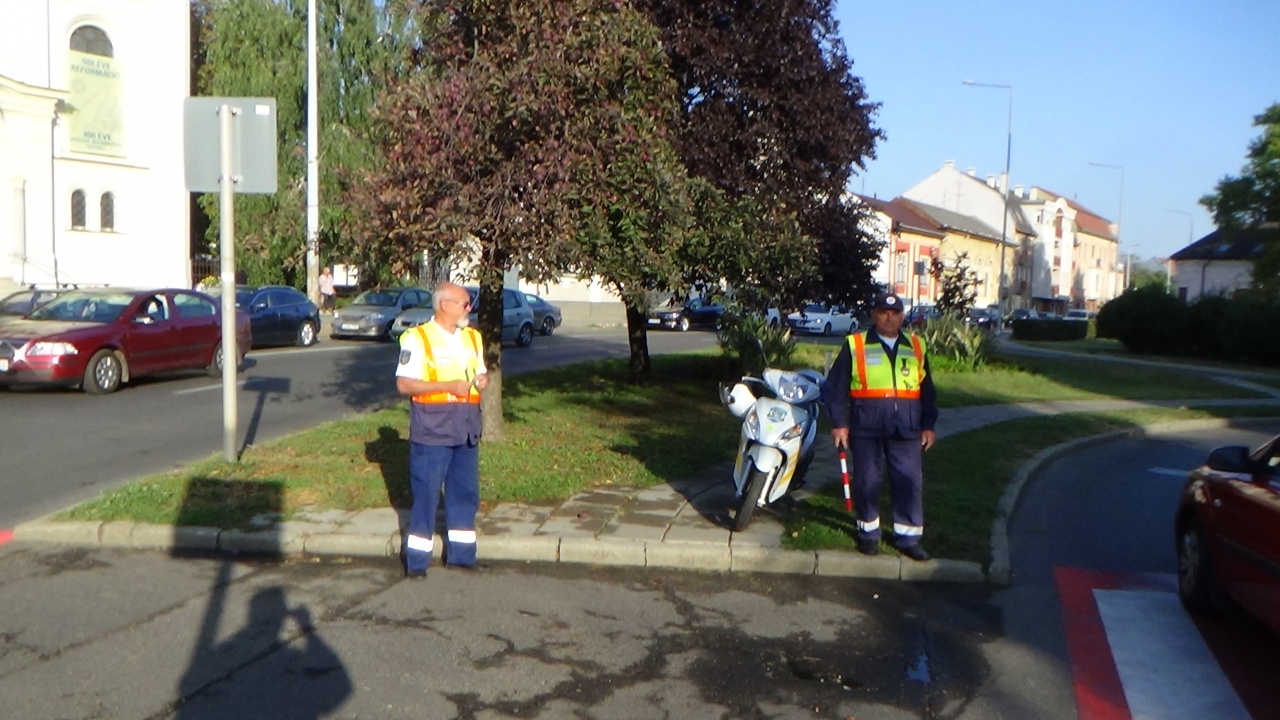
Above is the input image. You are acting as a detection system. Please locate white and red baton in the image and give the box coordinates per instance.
[838,444,853,512]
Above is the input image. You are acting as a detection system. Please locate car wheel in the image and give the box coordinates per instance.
[380,321,396,342]
[516,322,534,347]
[296,320,318,347]
[82,349,122,394]
[540,317,555,336]
[822,322,832,336]
[207,341,241,377]
[1177,515,1216,614]
[678,315,691,332]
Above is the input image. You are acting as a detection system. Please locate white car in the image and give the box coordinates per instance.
[787,303,858,336]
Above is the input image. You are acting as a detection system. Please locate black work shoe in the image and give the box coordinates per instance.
[856,539,880,556]
[404,569,428,580]
[897,544,930,562]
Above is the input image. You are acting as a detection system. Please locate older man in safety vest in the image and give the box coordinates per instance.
[820,291,938,561]
[395,281,489,578]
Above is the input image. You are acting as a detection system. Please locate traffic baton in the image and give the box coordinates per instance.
[838,444,854,512]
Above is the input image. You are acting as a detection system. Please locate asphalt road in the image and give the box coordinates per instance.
[0,325,719,529]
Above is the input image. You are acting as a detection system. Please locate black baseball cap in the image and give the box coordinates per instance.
[872,292,904,312]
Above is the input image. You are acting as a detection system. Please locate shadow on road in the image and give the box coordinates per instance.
[169,480,352,718]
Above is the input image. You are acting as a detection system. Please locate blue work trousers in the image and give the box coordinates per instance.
[404,440,479,572]
[849,435,924,547]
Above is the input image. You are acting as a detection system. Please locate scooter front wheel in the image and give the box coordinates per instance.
[732,466,769,531]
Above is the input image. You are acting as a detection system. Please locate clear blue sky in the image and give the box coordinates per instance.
[833,0,1280,262]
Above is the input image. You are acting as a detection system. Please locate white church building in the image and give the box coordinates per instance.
[0,0,190,298]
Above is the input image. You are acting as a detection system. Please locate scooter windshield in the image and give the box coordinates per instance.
[764,369,820,404]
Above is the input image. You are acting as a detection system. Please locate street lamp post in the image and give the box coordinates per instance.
[963,80,1013,314]
[1089,161,1124,300]
[1125,244,1141,289]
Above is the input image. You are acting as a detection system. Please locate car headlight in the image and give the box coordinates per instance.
[28,341,78,357]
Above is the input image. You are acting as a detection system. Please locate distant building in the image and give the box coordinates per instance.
[851,194,944,308]
[1169,225,1280,301]
[1020,188,1122,313]
[0,0,189,297]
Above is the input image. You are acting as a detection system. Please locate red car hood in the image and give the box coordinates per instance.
[0,318,104,344]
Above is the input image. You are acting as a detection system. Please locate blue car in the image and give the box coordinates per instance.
[234,285,322,348]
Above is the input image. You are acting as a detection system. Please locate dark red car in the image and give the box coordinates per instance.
[1175,434,1280,635]
[0,288,251,394]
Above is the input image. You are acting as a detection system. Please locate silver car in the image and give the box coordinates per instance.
[523,293,562,336]
[391,287,536,347]
[331,287,430,341]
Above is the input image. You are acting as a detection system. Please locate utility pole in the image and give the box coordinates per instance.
[305,0,320,304]
[963,80,1013,314]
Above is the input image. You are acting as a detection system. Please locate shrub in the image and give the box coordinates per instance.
[716,310,797,375]
[1096,285,1187,354]
[918,312,992,371]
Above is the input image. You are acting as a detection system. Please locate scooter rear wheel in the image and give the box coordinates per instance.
[732,466,769,532]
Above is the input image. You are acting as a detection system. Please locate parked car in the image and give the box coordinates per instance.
[1175,434,1280,637]
[646,296,724,331]
[1064,309,1097,321]
[963,307,1001,332]
[391,286,536,347]
[1004,307,1040,327]
[0,288,250,394]
[331,287,430,341]
[787,303,858,336]
[1,286,70,317]
[523,293,562,336]
[232,285,321,348]
[905,304,939,329]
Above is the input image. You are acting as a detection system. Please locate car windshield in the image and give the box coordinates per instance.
[234,289,256,308]
[352,291,398,307]
[28,292,137,323]
[802,304,827,314]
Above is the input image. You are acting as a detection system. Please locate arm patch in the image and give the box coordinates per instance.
[398,350,412,366]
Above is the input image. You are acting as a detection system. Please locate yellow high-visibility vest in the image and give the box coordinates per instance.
[847,331,926,399]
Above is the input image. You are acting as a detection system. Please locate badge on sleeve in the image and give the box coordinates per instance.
[398,350,412,366]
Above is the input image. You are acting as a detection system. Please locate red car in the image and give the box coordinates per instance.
[0,288,251,394]
[1175,434,1280,635]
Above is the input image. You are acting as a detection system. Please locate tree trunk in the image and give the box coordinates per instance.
[625,303,652,385]
[477,263,506,441]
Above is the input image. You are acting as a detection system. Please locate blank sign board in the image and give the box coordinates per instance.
[183,97,278,194]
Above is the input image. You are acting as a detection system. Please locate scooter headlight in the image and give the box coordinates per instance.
[745,407,761,441]
[780,423,805,441]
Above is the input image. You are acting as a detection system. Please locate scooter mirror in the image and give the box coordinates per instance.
[722,382,755,418]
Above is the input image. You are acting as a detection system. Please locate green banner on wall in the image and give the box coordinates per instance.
[67,50,125,157]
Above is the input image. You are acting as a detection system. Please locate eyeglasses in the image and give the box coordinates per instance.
[441,298,472,309]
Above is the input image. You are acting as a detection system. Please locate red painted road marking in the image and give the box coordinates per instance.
[1056,567,1280,720]
[0,529,12,546]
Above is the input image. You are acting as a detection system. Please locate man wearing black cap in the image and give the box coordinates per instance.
[820,291,938,561]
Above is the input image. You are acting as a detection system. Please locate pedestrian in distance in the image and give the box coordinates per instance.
[394,282,489,578]
[318,266,336,316]
[820,291,938,561]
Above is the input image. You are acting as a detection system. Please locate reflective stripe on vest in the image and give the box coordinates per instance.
[849,331,925,399]
[411,323,482,405]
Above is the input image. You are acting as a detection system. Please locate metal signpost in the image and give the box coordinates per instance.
[184,98,278,461]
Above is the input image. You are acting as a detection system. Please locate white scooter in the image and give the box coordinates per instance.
[719,365,824,530]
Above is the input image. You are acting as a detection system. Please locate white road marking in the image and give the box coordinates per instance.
[1147,467,1191,477]
[1095,589,1250,720]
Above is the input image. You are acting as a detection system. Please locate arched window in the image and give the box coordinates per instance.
[100,192,115,231]
[71,190,87,229]
[70,26,113,57]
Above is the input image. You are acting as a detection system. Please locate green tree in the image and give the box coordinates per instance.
[194,0,412,286]
[1201,103,1280,229]
[931,252,979,316]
